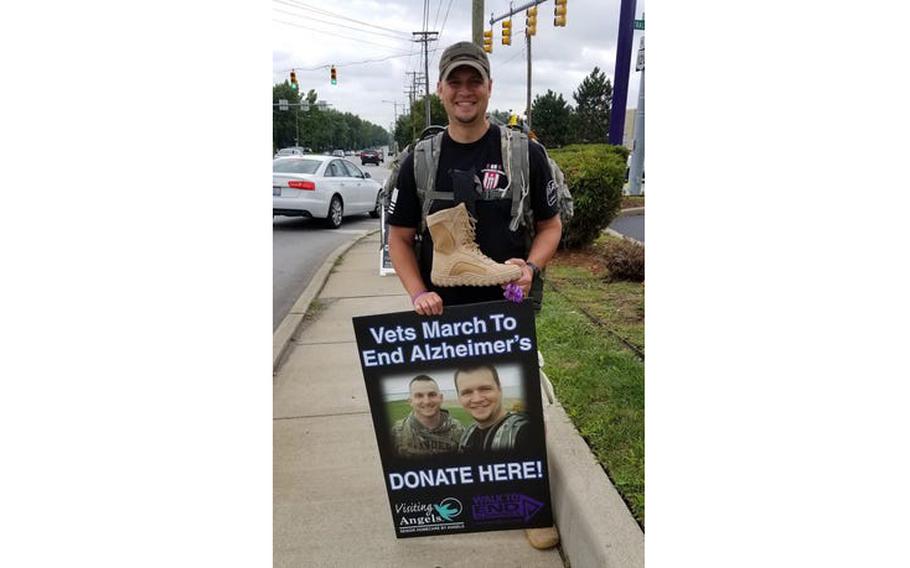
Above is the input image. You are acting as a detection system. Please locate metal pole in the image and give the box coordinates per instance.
[424,36,431,128]
[629,37,644,195]
[526,31,532,131]
[473,0,484,46]
[295,104,299,146]
[608,0,637,145]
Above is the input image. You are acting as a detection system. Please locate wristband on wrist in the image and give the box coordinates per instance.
[411,290,430,304]
[526,261,541,278]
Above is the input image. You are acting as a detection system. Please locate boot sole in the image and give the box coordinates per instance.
[431,267,522,287]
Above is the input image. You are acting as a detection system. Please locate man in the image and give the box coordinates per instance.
[388,40,561,551]
[387,41,562,315]
[391,375,464,459]
[454,364,531,454]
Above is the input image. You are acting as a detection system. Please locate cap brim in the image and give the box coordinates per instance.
[439,60,490,83]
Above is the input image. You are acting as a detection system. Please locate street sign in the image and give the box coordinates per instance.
[300,102,310,112]
[278,99,289,111]
[636,37,645,71]
[634,19,644,30]
[317,100,328,110]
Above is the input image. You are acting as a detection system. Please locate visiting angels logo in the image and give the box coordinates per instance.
[395,497,465,531]
[433,497,463,521]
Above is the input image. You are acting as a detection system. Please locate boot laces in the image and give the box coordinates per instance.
[462,211,484,255]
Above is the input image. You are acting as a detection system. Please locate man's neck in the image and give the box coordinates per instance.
[447,118,490,144]
[415,411,443,429]
[476,408,507,430]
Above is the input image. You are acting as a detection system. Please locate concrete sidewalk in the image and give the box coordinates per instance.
[274,232,643,567]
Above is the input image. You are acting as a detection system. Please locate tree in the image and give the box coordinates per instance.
[571,66,612,143]
[273,83,389,152]
[273,81,302,150]
[531,90,572,148]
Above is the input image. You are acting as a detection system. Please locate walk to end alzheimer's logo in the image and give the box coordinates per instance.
[395,497,465,534]
[472,493,544,524]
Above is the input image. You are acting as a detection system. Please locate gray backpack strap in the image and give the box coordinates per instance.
[507,129,531,231]
[414,131,447,233]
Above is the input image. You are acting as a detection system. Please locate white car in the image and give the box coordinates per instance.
[273,155,382,228]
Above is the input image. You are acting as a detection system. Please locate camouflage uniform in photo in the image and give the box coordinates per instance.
[392,409,465,458]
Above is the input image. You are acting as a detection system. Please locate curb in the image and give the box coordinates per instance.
[543,390,645,568]
[272,229,380,373]
[618,207,645,217]
[604,227,643,246]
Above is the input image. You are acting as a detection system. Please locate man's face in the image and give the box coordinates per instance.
[437,65,492,125]
[456,368,503,426]
[408,380,442,419]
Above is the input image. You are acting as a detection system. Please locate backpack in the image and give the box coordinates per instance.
[381,125,574,310]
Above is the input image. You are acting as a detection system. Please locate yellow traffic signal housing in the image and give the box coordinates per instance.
[290,70,298,90]
[502,19,512,46]
[330,66,337,85]
[483,29,493,53]
[526,7,538,36]
[554,0,567,27]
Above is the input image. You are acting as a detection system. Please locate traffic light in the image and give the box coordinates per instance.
[554,0,567,27]
[483,29,493,53]
[330,66,337,85]
[290,70,298,91]
[526,6,538,37]
[502,18,512,46]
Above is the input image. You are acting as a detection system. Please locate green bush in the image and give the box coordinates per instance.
[602,238,645,282]
[550,144,629,249]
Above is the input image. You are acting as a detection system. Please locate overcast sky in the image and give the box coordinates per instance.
[272,0,645,131]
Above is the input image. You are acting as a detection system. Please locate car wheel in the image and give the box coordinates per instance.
[324,195,343,229]
[369,193,381,218]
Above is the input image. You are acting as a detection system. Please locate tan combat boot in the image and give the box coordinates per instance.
[426,203,522,287]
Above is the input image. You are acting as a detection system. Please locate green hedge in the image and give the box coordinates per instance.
[549,144,629,249]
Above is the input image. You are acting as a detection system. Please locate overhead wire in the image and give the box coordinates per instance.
[273,19,408,51]
[273,0,412,37]
[272,6,415,41]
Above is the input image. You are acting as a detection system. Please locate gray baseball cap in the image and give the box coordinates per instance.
[438,41,491,83]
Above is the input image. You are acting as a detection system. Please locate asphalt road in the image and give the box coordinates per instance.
[273,162,392,330]
[609,213,644,242]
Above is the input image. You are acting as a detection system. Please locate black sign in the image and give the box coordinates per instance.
[352,301,553,538]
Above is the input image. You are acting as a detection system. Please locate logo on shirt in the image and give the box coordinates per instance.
[481,164,506,190]
[546,180,558,207]
[388,187,399,215]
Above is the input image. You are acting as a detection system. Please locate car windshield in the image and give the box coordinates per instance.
[273,159,321,174]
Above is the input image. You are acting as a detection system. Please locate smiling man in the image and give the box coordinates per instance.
[455,364,531,454]
[391,375,465,459]
[387,41,562,315]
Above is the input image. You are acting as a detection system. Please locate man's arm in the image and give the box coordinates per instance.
[388,225,444,315]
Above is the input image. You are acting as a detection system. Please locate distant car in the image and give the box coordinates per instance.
[345,150,355,156]
[332,149,345,157]
[360,150,382,166]
[275,146,311,158]
[273,155,382,228]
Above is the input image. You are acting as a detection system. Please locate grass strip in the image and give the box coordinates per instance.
[538,288,645,526]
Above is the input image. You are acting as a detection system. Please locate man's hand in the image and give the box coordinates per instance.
[503,258,533,296]
[412,291,444,316]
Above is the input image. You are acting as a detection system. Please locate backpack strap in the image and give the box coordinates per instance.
[414,131,447,234]
[506,129,531,231]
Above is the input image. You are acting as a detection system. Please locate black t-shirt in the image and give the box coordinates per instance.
[461,419,533,454]
[388,124,559,306]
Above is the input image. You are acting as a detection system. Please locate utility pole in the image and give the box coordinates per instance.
[489,1,546,130]
[628,36,645,196]
[609,0,637,145]
[472,0,484,46]
[413,31,439,129]
[526,32,532,131]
